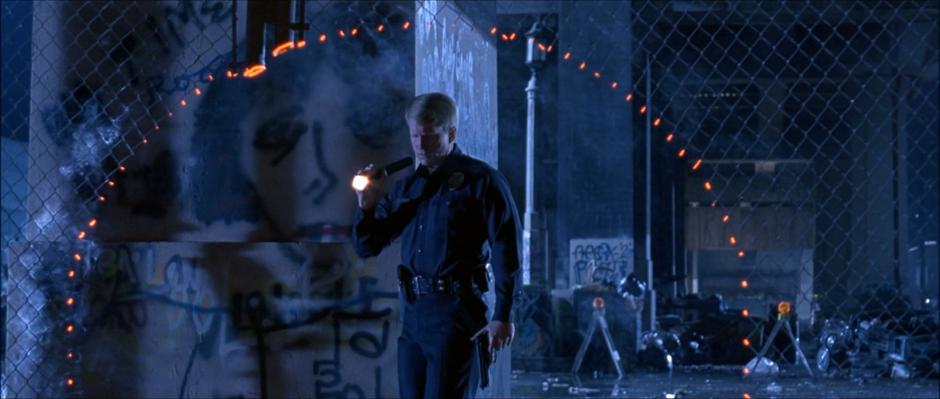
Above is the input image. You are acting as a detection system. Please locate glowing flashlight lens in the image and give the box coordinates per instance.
[352,175,370,191]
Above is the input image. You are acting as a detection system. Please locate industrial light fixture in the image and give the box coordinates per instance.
[236,0,309,78]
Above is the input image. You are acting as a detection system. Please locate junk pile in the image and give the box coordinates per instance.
[634,285,938,379]
[816,286,939,379]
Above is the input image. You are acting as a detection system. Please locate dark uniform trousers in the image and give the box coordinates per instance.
[397,289,488,399]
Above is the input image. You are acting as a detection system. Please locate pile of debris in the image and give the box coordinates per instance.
[635,287,939,380]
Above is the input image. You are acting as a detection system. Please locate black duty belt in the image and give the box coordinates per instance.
[398,264,489,301]
[407,275,467,296]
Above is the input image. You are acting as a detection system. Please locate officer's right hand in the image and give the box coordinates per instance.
[354,164,382,211]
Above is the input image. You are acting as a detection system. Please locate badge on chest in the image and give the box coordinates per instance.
[448,172,465,190]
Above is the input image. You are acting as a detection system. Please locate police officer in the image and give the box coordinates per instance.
[352,92,521,398]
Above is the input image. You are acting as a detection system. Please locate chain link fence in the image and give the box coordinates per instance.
[2,0,938,396]
[0,1,416,396]
[2,1,235,395]
[491,0,937,380]
[617,0,938,378]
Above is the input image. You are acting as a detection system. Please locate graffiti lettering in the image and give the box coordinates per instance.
[570,238,634,285]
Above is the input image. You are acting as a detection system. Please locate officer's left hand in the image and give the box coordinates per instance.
[472,320,515,352]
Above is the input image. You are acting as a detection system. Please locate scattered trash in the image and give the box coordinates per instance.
[765,382,783,393]
[568,386,601,395]
[542,376,570,391]
[891,361,912,380]
[744,357,780,375]
[638,330,681,372]
[662,389,688,398]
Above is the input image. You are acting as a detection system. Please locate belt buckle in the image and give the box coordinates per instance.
[412,276,427,296]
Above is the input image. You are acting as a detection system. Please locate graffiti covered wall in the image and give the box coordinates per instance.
[7,1,416,397]
[77,242,400,398]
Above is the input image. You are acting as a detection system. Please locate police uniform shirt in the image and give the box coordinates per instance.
[352,144,521,321]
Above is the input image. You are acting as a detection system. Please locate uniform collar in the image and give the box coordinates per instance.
[416,144,463,177]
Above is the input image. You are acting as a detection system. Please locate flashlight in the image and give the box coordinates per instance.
[351,157,413,191]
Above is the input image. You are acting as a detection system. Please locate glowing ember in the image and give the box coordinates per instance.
[244,64,266,78]
[272,41,294,57]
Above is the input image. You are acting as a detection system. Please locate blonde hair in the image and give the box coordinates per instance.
[405,92,458,130]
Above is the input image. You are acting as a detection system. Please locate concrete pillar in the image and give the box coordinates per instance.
[415,2,506,397]
[415,0,498,166]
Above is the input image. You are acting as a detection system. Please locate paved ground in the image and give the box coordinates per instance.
[509,369,940,398]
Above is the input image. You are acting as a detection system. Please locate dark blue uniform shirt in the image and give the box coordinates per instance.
[352,145,521,321]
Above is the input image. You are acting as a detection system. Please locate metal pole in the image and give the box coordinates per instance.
[671,183,677,297]
[523,68,538,286]
[644,55,656,331]
[231,0,237,66]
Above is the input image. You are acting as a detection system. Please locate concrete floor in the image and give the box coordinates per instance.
[510,369,940,398]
